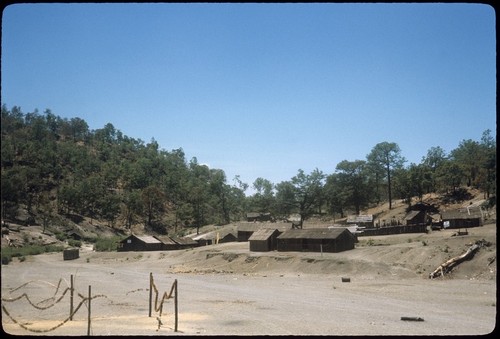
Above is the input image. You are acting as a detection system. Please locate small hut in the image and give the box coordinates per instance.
[63,248,80,260]
[277,228,356,253]
[249,228,281,252]
[118,234,163,252]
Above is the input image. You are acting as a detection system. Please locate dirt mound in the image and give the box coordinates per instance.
[163,221,496,281]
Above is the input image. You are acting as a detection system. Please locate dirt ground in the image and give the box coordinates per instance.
[1,221,497,336]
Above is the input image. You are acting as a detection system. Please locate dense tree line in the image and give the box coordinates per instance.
[1,105,496,235]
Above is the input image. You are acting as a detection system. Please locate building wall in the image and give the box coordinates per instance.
[444,218,482,228]
[250,239,271,252]
[119,237,163,251]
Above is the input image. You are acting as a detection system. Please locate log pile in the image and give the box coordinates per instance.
[429,239,490,279]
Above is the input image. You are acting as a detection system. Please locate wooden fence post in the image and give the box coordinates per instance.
[174,279,178,332]
[149,272,153,317]
[70,274,74,321]
[87,285,91,336]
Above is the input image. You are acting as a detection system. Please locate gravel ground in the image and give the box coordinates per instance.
[1,224,497,336]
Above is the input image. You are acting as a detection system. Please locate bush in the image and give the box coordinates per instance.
[1,244,64,264]
[94,236,123,252]
[67,239,82,248]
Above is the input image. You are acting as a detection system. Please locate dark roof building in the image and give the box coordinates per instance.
[170,236,199,249]
[346,214,374,228]
[154,235,181,250]
[192,229,237,246]
[237,223,291,242]
[248,228,282,252]
[118,234,163,252]
[277,228,356,253]
[405,210,428,226]
[441,207,483,228]
[246,212,272,222]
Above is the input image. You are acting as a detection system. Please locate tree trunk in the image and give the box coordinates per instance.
[429,241,485,279]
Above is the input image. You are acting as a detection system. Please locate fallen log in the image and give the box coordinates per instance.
[429,240,486,279]
[401,317,424,322]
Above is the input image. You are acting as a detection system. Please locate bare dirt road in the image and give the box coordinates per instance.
[2,223,497,336]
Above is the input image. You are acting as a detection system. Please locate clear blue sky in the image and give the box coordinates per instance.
[2,3,496,194]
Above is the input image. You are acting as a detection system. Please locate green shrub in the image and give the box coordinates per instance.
[1,244,64,264]
[94,236,122,252]
[67,239,82,248]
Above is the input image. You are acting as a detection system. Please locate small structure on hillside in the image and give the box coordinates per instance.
[246,212,272,222]
[118,234,163,252]
[441,207,483,228]
[277,228,356,253]
[249,228,282,252]
[346,214,374,228]
[404,210,428,226]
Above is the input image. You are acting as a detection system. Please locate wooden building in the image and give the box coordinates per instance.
[170,236,199,249]
[118,234,163,252]
[441,207,483,228]
[249,228,282,252]
[346,214,374,228]
[237,223,291,242]
[277,228,356,253]
[191,229,237,246]
[405,210,427,226]
[246,212,272,222]
[154,235,180,250]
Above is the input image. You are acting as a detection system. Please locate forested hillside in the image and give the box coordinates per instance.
[1,105,496,237]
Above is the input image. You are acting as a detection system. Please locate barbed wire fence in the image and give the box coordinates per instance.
[1,274,106,335]
[149,272,178,332]
[2,272,179,335]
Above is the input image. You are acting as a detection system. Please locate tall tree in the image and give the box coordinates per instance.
[250,177,275,213]
[286,168,325,228]
[366,142,406,209]
[334,160,373,214]
[421,146,447,193]
[450,139,482,187]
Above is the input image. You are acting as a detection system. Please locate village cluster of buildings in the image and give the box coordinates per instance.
[117,204,486,254]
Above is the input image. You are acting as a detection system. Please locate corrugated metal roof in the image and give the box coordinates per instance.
[171,236,198,245]
[441,208,483,219]
[277,228,349,240]
[238,223,291,232]
[347,215,373,223]
[405,210,422,220]
[248,228,279,241]
[134,235,162,244]
[154,235,177,245]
